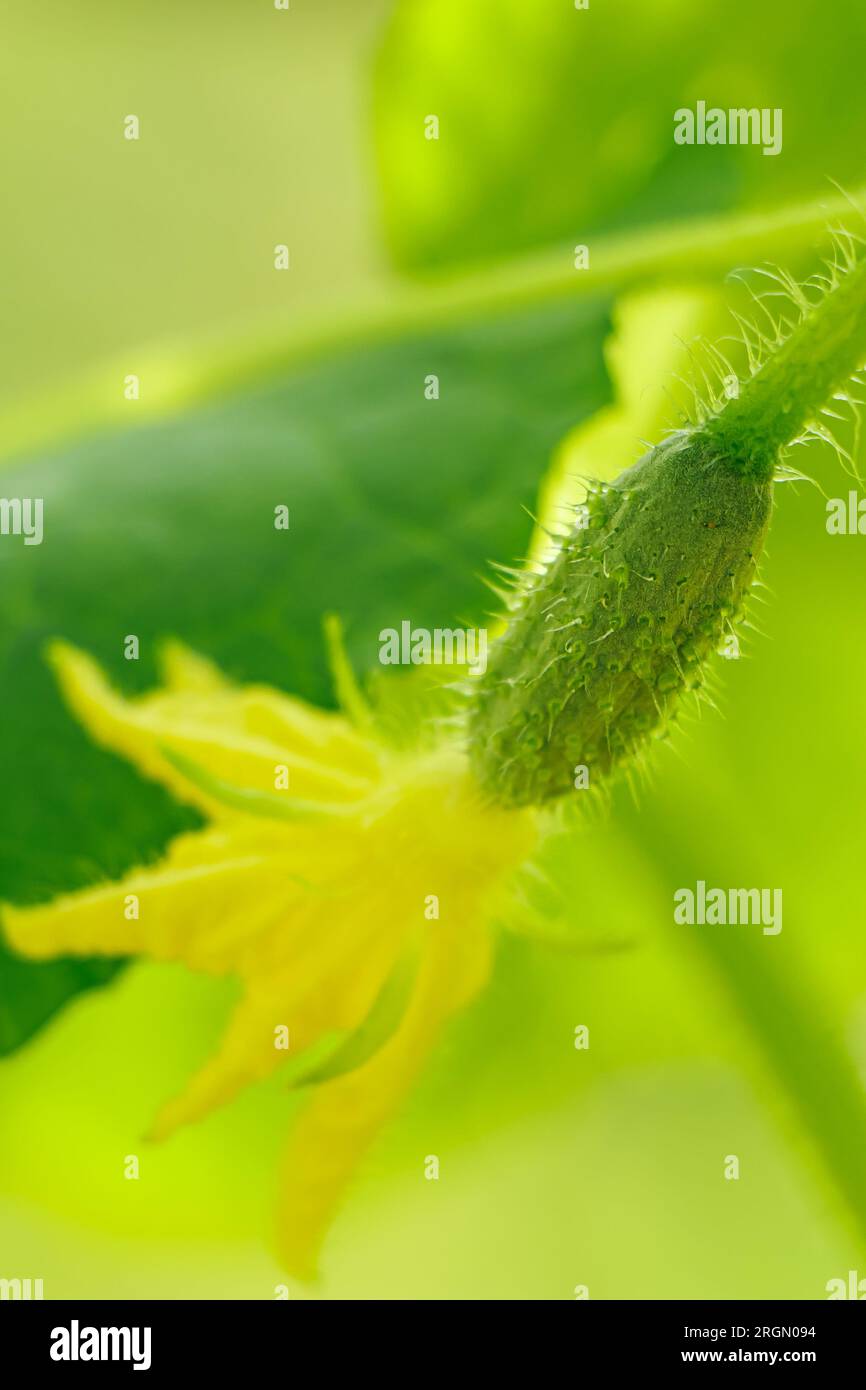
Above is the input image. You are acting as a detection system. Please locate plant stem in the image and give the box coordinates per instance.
[2,187,865,467]
[703,252,866,478]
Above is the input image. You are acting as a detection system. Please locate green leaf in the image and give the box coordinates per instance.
[0,294,612,1054]
[375,0,866,272]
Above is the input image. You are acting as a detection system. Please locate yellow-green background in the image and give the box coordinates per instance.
[0,0,864,1299]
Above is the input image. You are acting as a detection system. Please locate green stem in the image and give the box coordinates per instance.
[628,803,866,1262]
[2,186,865,466]
[703,252,866,477]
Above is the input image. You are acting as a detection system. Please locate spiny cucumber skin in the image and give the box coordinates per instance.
[469,434,773,808]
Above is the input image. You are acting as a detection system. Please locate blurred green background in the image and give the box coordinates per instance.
[1,0,865,1299]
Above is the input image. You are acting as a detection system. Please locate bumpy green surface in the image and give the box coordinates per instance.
[470,434,773,806]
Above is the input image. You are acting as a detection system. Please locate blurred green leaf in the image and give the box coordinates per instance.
[2,180,864,1292]
[0,294,612,1053]
[374,0,866,272]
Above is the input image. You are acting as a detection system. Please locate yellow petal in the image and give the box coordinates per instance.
[273,917,493,1280]
[240,688,381,780]
[137,811,425,1139]
[2,834,296,977]
[157,640,233,695]
[150,905,416,1140]
[19,638,537,1269]
[47,641,376,815]
[157,639,380,779]
[159,637,382,778]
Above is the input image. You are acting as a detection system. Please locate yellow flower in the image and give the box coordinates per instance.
[2,631,535,1278]
[3,284,725,1278]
